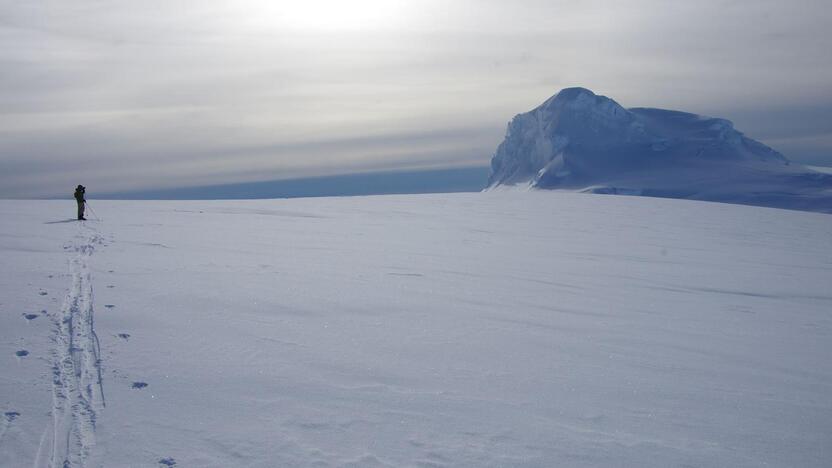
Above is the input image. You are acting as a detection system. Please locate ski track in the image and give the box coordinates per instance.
[37,225,107,468]
[0,413,17,447]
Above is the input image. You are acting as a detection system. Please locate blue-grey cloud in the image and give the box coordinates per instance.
[1,0,830,197]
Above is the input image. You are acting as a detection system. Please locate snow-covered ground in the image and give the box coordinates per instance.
[1,192,831,467]
[809,166,832,175]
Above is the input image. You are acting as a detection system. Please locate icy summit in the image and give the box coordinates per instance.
[487,87,832,213]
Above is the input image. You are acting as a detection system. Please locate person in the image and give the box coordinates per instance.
[74,185,86,220]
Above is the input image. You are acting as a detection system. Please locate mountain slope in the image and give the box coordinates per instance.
[487,87,832,212]
[2,193,831,467]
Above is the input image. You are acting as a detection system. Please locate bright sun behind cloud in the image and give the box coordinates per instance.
[253,0,410,31]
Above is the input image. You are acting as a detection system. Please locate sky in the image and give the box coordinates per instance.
[1,0,831,198]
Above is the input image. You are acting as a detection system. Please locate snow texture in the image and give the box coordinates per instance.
[1,193,831,467]
[487,87,832,213]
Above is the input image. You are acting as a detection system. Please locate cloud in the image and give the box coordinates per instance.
[1,0,831,197]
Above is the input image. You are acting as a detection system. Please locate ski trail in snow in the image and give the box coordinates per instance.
[38,225,106,468]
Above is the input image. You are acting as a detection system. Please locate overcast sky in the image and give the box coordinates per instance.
[2,0,831,197]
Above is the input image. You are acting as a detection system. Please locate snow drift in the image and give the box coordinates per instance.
[487,87,832,212]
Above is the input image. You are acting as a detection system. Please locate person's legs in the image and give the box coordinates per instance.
[77,201,85,220]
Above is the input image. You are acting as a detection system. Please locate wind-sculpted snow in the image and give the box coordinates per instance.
[488,87,832,212]
[1,194,831,467]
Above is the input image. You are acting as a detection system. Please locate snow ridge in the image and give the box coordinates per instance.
[39,225,106,468]
[487,87,832,212]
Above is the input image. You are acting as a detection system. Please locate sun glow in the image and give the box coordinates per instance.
[256,0,409,31]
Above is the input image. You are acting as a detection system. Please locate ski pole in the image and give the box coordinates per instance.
[85,201,101,221]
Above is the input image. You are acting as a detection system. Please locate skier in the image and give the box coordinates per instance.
[74,185,86,220]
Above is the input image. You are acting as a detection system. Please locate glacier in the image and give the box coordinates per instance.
[487,87,832,213]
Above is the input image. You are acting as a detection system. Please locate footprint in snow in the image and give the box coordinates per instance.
[132,382,148,389]
[117,333,130,340]
[38,291,47,296]
[23,314,38,321]
[15,350,29,357]
[159,458,176,466]
[104,305,115,309]
[106,285,115,289]
[4,411,20,422]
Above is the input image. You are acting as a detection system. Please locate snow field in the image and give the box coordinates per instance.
[1,192,831,467]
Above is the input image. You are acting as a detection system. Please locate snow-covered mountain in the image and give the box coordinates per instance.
[487,87,832,212]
